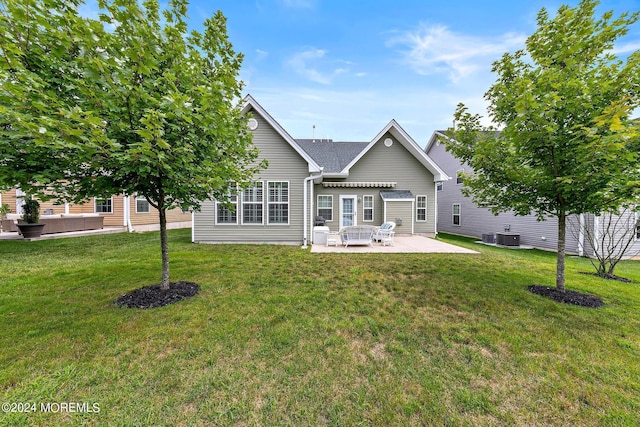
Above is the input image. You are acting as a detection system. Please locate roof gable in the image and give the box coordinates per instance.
[243,95,322,173]
[243,96,449,181]
[425,130,448,154]
[345,120,449,182]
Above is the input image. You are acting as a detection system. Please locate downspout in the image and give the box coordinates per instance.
[434,182,439,237]
[124,193,134,232]
[302,168,324,248]
[191,210,195,243]
[578,213,585,257]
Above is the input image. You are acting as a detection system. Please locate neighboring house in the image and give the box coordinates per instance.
[425,131,640,257]
[0,189,191,232]
[192,95,449,245]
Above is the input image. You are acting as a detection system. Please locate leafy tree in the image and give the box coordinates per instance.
[84,0,264,289]
[445,0,640,291]
[0,0,108,197]
[1,0,264,290]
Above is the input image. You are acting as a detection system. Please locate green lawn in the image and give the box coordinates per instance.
[0,230,638,426]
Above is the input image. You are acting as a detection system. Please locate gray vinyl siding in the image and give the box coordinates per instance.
[330,132,436,235]
[383,201,414,234]
[193,108,309,244]
[428,139,582,253]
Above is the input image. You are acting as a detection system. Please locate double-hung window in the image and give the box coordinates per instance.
[317,195,333,221]
[95,198,113,214]
[416,196,427,222]
[216,184,238,224]
[242,182,264,224]
[268,181,289,224]
[452,203,461,226]
[363,195,374,222]
[136,196,150,214]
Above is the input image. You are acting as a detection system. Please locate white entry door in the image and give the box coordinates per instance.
[340,195,357,229]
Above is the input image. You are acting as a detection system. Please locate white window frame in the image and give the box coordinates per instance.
[456,169,464,185]
[267,181,289,225]
[317,195,333,222]
[362,195,374,222]
[135,196,150,214]
[453,203,461,226]
[242,181,264,225]
[416,195,427,222]
[215,184,238,225]
[95,197,113,214]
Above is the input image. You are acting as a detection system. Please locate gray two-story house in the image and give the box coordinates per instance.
[426,130,640,258]
[192,96,449,245]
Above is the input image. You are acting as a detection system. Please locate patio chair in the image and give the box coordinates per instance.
[373,222,396,246]
[379,230,395,246]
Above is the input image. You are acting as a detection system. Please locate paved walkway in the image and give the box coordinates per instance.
[310,235,479,254]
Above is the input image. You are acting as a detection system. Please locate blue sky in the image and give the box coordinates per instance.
[88,0,640,145]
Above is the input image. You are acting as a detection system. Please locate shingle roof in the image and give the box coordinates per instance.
[380,190,415,200]
[296,139,370,174]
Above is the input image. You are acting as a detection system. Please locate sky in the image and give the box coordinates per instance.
[86,0,640,146]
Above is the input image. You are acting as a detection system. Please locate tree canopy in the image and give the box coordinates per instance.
[0,0,108,197]
[1,0,264,289]
[445,0,640,291]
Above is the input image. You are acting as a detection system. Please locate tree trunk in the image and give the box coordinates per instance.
[159,206,170,290]
[556,210,566,292]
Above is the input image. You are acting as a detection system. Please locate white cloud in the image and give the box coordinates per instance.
[285,48,350,85]
[389,24,526,83]
[612,41,640,55]
[255,49,269,61]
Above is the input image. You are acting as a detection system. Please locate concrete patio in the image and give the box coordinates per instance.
[310,235,479,254]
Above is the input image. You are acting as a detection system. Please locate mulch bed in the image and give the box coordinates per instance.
[579,271,633,283]
[115,281,200,309]
[528,285,604,308]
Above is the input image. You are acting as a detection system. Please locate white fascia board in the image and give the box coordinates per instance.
[322,172,350,179]
[425,130,448,153]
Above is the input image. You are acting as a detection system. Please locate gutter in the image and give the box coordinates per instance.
[302,168,324,248]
